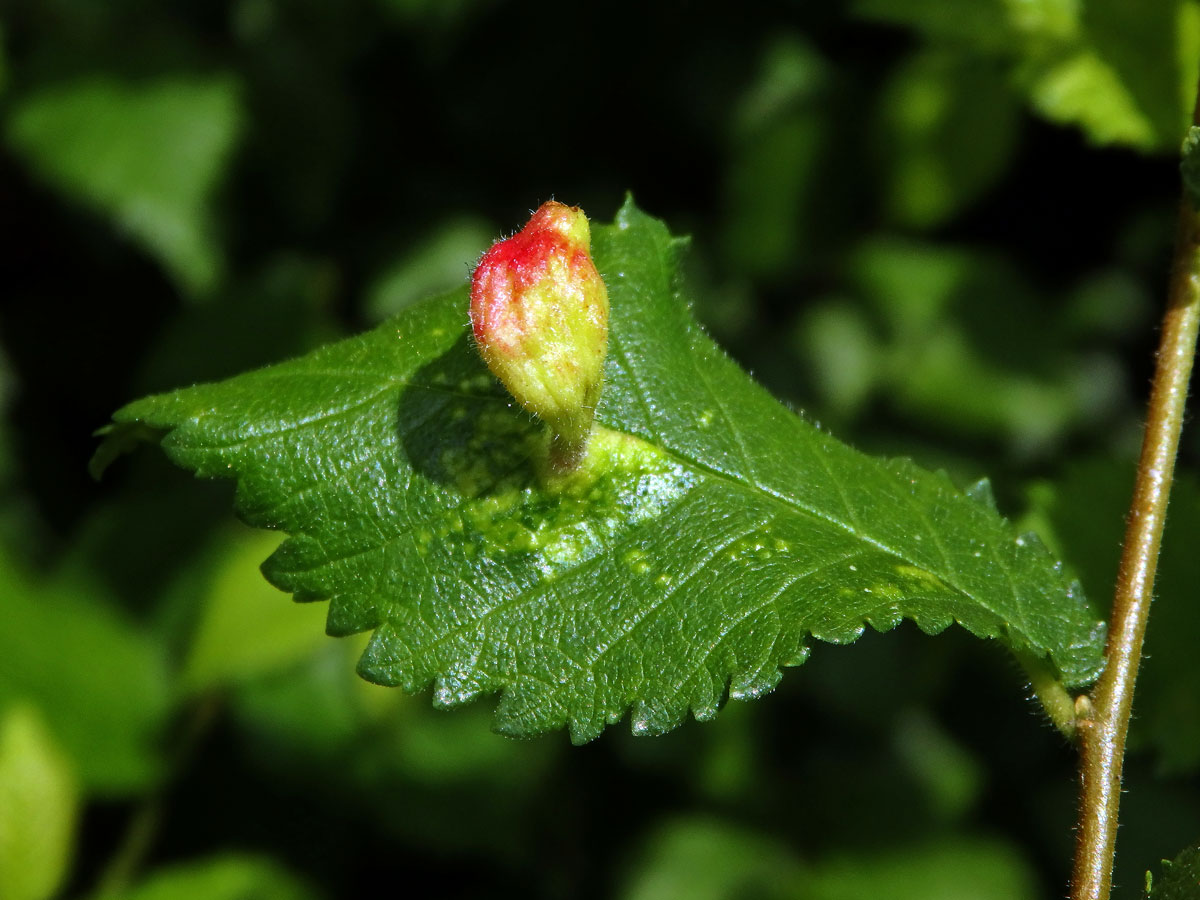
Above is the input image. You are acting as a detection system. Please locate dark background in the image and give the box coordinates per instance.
[0,2,1197,898]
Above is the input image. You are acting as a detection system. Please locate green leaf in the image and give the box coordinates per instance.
[107,855,318,900]
[1148,845,1200,900]
[97,199,1105,742]
[6,75,243,297]
[0,547,169,793]
[0,704,78,900]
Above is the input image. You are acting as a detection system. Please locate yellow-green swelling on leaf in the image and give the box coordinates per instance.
[181,525,329,695]
[0,704,78,900]
[0,546,168,792]
[105,855,318,900]
[96,199,1105,743]
[6,76,243,297]
[1147,845,1200,900]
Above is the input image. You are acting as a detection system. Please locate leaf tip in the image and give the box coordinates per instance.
[88,420,164,480]
[964,477,997,511]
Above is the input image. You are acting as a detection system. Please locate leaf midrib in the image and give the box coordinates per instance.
[174,339,1017,645]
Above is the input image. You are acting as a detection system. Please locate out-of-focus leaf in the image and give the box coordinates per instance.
[1024,51,1157,149]
[620,818,800,900]
[721,35,827,279]
[808,838,1040,900]
[880,51,1021,228]
[1148,844,1200,899]
[109,855,318,900]
[855,0,1196,151]
[693,699,759,801]
[0,548,168,793]
[621,818,1040,900]
[1181,2,1200,122]
[1064,268,1152,339]
[1082,0,1188,146]
[852,0,1015,50]
[801,239,1125,454]
[364,217,493,322]
[6,76,243,297]
[97,199,1105,744]
[0,704,78,900]
[794,300,879,420]
[232,640,557,862]
[181,525,328,694]
[234,635,554,786]
[892,710,983,821]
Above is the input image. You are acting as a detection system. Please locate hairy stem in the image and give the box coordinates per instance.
[1068,170,1200,898]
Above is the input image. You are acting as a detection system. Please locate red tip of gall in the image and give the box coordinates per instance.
[470,203,597,351]
[468,201,609,471]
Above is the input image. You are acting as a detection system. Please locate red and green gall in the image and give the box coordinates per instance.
[470,201,609,472]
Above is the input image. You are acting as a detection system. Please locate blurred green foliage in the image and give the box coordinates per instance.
[0,547,168,794]
[0,705,78,900]
[7,76,243,297]
[107,856,318,900]
[0,1,1197,898]
[854,0,1200,151]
